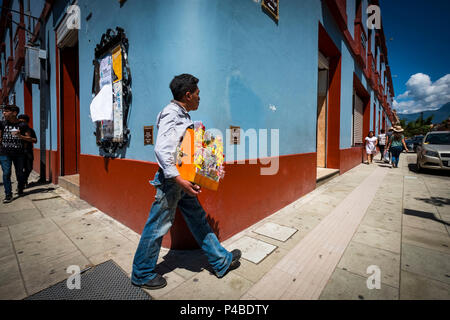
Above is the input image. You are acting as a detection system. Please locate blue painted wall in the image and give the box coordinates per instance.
[78,0,325,162]
[6,0,390,165]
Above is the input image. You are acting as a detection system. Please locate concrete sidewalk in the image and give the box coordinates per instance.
[1,153,449,300]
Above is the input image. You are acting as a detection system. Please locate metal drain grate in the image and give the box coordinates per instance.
[25,260,151,300]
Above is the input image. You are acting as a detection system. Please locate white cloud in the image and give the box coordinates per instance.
[394,73,450,114]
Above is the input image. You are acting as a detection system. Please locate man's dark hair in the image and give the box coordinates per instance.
[170,74,199,101]
[18,114,30,123]
[3,104,19,114]
[381,129,385,133]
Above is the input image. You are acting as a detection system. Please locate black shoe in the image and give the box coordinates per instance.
[216,249,242,278]
[3,194,13,203]
[17,189,25,197]
[132,274,167,290]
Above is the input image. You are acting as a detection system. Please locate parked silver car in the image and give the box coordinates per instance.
[416,131,450,171]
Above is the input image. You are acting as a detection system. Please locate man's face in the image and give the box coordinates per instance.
[186,88,200,111]
[2,109,17,121]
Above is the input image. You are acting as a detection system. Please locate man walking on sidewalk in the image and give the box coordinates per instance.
[377,129,387,161]
[0,105,33,203]
[131,74,241,290]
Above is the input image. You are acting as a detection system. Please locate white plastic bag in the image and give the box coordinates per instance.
[383,151,390,163]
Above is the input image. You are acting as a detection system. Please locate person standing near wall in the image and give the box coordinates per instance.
[365,131,378,164]
[0,105,33,203]
[131,74,241,290]
[18,114,37,187]
[377,129,387,161]
[385,125,409,168]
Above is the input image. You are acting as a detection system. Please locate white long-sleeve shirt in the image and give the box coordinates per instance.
[154,101,193,178]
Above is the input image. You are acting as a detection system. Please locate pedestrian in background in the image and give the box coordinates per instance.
[18,114,37,188]
[365,131,378,164]
[377,129,387,161]
[0,105,33,203]
[386,127,393,163]
[385,125,409,168]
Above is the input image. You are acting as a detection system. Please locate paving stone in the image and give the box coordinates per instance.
[0,254,23,289]
[20,251,91,296]
[14,230,80,267]
[401,243,450,284]
[88,240,138,274]
[402,225,450,255]
[33,197,76,217]
[361,208,402,233]
[267,210,324,231]
[402,213,448,234]
[337,241,400,288]
[57,214,109,238]
[232,247,288,283]
[159,269,254,300]
[225,236,277,264]
[319,268,398,300]
[69,226,133,258]
[50,208,98,226]
[0,254,27,300]
[0,198,35,214]
[352,224,401,254]
[253,222,297,242]
[252,227,308,251]
[0,278,27,300]
[0,208,42,227]
[9,218,59,242]
[91,210,141,243]
[0,227,14,258]
[400,270,450,300]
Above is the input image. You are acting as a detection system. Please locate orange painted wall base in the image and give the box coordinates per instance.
[79,153,317,249]
[340,147,363,174]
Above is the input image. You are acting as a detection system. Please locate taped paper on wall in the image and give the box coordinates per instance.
[90,83,113,122]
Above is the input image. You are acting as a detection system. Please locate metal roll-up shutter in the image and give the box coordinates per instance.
[353,93,363,145]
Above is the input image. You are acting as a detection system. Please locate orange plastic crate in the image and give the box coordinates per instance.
[176,128,219,191]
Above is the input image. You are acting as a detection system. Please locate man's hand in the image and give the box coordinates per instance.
[175,176,201,196]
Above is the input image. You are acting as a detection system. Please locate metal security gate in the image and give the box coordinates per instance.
[353,92,364,145]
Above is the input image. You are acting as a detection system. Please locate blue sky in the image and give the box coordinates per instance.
[380,0,450,114]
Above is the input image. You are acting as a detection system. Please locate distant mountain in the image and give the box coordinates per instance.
[398,102,450,124]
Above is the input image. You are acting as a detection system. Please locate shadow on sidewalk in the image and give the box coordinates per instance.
[154,249,216,277]
[408,163,450,177]
[22,187,56,197]
[404,208,450,227]
[414,196,450,207]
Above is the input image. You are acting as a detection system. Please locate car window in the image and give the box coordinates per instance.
[424,133,450,145]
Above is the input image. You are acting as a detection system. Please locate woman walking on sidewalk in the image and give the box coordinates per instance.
[365,131,378,164]
[385,126,409,168]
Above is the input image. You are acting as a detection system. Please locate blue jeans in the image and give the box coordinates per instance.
[0,154,26,196]
[131,170,232,284]
[391,146,403,167]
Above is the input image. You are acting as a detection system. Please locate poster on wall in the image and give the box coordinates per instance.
[262,0,279,21]
[99,54,112,88]
[113,81,124,142]
[112,45,123,83]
